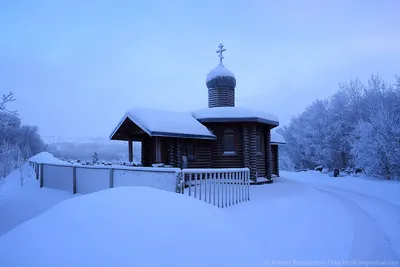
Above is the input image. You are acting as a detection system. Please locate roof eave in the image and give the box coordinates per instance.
[109,115,129,140]
[109,114,152,140]
[196,117,279,126]
[150,131,216,140]
[271,142,286,145]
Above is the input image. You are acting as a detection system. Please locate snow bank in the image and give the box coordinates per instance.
[206,63,235,82]
[29,152,67,165]
[192,106,279,125]
[0,187,265,267]
[110,108,216,140]
[0,165,74,235]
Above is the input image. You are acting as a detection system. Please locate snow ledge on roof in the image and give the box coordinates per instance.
[271,131,286,144]
[192,107,279,126]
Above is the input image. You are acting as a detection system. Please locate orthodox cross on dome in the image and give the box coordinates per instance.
[216,43,226,64]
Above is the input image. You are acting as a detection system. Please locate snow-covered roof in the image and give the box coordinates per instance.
[192,107,279,126]
[110,108,216,140]
[206,64,235,83]
[29,152,67,164]
[271,131,286,144]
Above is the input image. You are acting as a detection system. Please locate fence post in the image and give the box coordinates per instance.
[39,164,44,188]
[240,171,244,203]
[213,172,216,206]
[72,166,77,194]
[188,173,192,196]
[180,171,184,194]
[109,168,114,188]
[35,163,39,180]
[247,170,250,201]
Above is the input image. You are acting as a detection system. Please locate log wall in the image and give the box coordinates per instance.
[204,123,244,169]
[271,145,279,177]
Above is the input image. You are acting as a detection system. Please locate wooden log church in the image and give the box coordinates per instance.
[110,44,285,182]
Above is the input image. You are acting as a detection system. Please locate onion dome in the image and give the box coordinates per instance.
[206,43,236,108]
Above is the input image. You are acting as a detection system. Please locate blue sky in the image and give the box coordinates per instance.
[1,0,399,139]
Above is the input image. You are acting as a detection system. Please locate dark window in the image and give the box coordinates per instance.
[256,134,262,153]
[187,142,195,160]
[223,129,236,155]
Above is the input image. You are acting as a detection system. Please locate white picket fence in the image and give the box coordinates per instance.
[181,168,250,208]
[33,162,250,208]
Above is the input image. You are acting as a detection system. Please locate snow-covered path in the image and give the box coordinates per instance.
[223,172,400,266]
[310,184,400,261]
[284,172,400,265]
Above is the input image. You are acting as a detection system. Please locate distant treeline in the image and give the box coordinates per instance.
[279,74,400,180]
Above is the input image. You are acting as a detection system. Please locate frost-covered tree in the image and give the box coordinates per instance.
[15,146,29,186]
[352,101,400,179]
[0,92,45,180]
[17,125,45,156]
[0,141,17,179]
[92,152,99,164]
[279,74,400,178]
[279,99,329,169]
[0,111,21,144]
[277,144,295,171]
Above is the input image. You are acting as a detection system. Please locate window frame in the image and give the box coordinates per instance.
[186,141,196,161]
[222,129,237,156]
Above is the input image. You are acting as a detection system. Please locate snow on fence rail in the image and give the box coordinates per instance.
[181,168,250,208]
[34,163,251,208]
[37,163,181,194]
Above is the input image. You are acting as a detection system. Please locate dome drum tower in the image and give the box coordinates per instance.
[206,43,236,108]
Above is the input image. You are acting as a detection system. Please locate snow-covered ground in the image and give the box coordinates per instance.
[0,169,264,267]
[225,171,400,266]
[0,164,77,235]
[1,168,399,266]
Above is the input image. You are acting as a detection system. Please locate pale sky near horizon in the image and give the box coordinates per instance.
[1,0,399,139]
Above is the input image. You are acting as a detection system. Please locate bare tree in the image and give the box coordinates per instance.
[0,91,17,115]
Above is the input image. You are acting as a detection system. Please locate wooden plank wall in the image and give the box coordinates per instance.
[141,136,153,167]
[169,139,177,167]
[271,145,279,176]
[138,124,274,180]
[256,126,266,178]
[187,141,212,169]
[205,123,244,169]
[248,124,257,179]
[242,124,250,169]
[265,128,272,179]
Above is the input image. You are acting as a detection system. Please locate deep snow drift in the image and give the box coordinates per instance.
[0,164,74,235]
[1,167,400,267]
[0,186,265,267]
